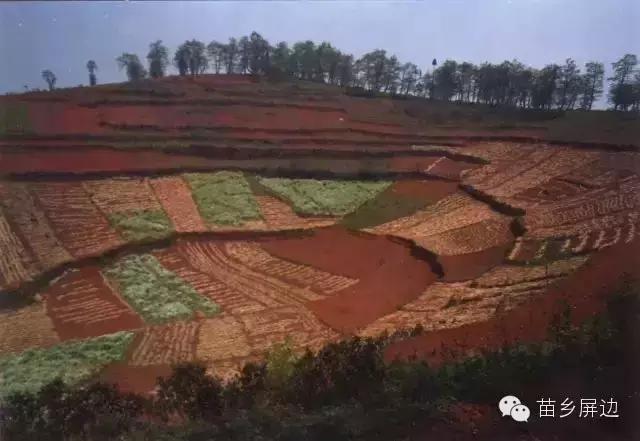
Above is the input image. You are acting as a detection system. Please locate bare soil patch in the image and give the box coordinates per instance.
[262,226,438,333]
[43,266,143,340]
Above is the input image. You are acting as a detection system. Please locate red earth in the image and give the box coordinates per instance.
[261,226,438,333]
[43,266,143,340]
[385,238,640,366]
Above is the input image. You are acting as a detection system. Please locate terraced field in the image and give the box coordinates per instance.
[1,75,639,395]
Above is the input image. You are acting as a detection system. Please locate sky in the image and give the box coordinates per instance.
[0,0,639,103]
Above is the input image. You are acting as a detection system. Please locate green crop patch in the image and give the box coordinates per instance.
[108,209,173,242]
[0,331,134,398]
[257,177,391,216]
[104,254,219,324]
[185,172,262,226]
[0,103,31,135]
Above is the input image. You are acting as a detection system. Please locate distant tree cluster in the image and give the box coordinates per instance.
[39,31,639,112]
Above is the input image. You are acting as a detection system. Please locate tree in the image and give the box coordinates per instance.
[86,60,97,86]
[223,37,239,74]
[609,54,638,110]
[116,53,147,81]
[292,40,317,80]
[579,61,605,110]
[174,40,208,76]
[248,31,271,74]
[336,54,354,87]
[433,60,458,101]
[155,362,223,421]
[382,55,401,93]
[147,40,169,78]
[271,41,292,74]
[41,70,56,91]
[238,36,251,74]
[207,40,225,73]
[316,42,341,83]
[633,72,640,111]
[556,58,581,110]
[356,49,388,92]
[456,62,475,102]
[399,62,420,96]
[531,64,560,110]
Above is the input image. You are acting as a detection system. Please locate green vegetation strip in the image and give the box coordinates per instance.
[108,209,173,242]
[104,254,219,324]
[342,186,435,229]
[0,332,133,398]
[0,103,31,135]
[257,177,391,216]
[185,172,262,226]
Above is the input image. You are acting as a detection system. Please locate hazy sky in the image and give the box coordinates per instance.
[1,0,638,97]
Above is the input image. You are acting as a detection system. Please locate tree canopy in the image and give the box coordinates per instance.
[116,53,147,81]
[107,32,638,111]
[41,70,56,91]
[86,60,97,86]
[147,40,169,79]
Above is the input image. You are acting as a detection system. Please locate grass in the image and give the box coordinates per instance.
[341,185,435,229]
[185,172,262,226]
[0,102,31,135]
[0,332,134,398]
[104,254,220,324]
[108,209,173,242]
[257,177,391,216]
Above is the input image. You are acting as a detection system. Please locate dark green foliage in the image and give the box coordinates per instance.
[147,40,169,79]
[116,53,147,81]
[284,337,388,409]
[1,380,144,441]
[155,362,224,421]
[116,32,637,111]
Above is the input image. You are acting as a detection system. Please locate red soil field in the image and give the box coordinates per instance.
[29,182,124,257]
[385,238,640,366]
[0,148,222,174]
[26,103,105,135]
[0,147,472,177]
[99,363,172,395]
[261,226,438,333]
[438,244,511,282]
[43,266,143,340]
[391,179,459,201]
[150,176,208,233]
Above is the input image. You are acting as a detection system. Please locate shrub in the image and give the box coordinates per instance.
[1,380,145,441]
[155,362,224,421]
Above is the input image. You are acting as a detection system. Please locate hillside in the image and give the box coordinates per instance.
[0,75,639,439]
